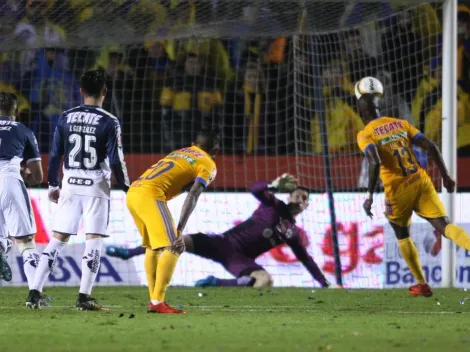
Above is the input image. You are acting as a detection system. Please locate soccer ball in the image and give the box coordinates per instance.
[354,77,384,100]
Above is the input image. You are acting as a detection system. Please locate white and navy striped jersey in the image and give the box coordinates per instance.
[0,116,41,180]
[48,105,129,199]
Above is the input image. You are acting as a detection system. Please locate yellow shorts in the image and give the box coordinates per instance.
[126,190,178,250]
[385,173,447,227]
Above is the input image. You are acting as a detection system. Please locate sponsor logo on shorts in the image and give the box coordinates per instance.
[404,172,420,187]
[68,177,94,186]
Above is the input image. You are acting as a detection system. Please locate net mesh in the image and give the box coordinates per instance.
[1,0,463,288]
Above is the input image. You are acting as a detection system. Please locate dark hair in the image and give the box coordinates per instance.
[290,186,310,195]
[80,69,107,98]
[195,129,220,152]
[0,92,17,115]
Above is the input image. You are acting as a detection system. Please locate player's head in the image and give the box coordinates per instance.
[0,92,18,120]
[288,186,309,216]
[357,93,380,124]
[80,69,107,104]
[194,129,221,159]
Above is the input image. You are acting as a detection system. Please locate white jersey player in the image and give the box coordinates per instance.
[27,70,130,310]
[0,92,43,287]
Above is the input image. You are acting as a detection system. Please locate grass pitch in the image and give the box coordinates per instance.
[0,287,469,352]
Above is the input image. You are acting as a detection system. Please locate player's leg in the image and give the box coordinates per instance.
[74,197,112,311]
[30,195,76,307]
[105,245,145,260]
[127,193,183,313]
[0,220,12,282]
[2,179,40,289]
[388,221,432,296]
[416,178,470,250]
[385,186,432,297]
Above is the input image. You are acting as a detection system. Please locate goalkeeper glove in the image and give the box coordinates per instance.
[269,173,298,192]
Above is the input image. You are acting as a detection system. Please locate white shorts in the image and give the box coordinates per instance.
[0,178,36,238]
[53,194,110,236]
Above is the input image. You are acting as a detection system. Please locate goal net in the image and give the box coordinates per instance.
[1,0,464,289]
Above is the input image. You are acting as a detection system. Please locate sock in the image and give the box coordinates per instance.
[79,238,103,295]
[144,248,161,300]
[216,276,255,287]
[398,237,426,284]
[32,237,67,292]
[445,224,470,251]
[152,250,179,302]
[130,246,146,258]
[22,248,40,290]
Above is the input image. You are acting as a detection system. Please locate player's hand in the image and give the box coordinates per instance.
[48,187,60,203]
[173,232,186,253]
[443,175,456,193]
[363,198,373,218]
[270,173,298,192]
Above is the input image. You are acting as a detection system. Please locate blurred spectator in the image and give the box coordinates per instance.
[412,58,470,156]
[15,0,66,76]
[381,9,424,104]
[343,29,377,84]
[160,52,222,151]
[223,61,269,155]
[74,0,134,46]
[0,15,21,86]
[458,5,470,93]
[311,60,363,154]
[28,48,80,152]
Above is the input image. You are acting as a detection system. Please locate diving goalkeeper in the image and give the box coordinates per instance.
[107,175,330,288]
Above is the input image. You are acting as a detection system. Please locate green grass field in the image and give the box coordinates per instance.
[0,287,469,352]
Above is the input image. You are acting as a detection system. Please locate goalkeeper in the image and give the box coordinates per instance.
[107,175,330,288]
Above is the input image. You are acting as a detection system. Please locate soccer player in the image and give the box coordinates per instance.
[127,130,219,314]
[0,92,43,286]
[107,175,330,289]
[27,70,130,310]
[357,93,470,297]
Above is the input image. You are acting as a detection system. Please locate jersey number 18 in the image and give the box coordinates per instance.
[393,147,418,176]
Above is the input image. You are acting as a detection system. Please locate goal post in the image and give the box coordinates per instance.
[441,0,458,288]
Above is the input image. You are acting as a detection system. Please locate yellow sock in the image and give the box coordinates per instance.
[144,248,161,299]
[152,250,179,302]
[398,237,426,284]
[445,224,470,251]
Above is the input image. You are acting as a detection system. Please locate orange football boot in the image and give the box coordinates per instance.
[409,283,433,297]
[147,302,185,314]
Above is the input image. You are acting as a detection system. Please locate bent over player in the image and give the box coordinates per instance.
[107,175,329,289]
[127,130,218,314]
[0,92,43,286]
[27,70,130,309]
[357,93,470,297]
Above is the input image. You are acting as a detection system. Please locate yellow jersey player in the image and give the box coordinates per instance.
[127,130,219,314]
[357,93,470,297]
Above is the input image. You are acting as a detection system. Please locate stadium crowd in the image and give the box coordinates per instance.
[0,0,470,156]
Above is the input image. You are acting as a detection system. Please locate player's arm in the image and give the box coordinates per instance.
[23,128,43,185]
[177,181,205,235]
[106,119,130,193]
[249,174,297,207]
[284,224,329,287]
[357,131,381,218]
[412,134,455,192]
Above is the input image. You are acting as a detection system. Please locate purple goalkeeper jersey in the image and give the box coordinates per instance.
[222,181,326,284]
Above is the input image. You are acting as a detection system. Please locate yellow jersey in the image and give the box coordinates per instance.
[130,146,217,201]
[357,117,426,192]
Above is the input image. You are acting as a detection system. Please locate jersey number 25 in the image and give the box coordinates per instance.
[68,134,97,169]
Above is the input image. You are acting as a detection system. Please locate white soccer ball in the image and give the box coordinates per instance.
[354,77,384,100]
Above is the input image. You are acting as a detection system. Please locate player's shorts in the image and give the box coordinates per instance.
[190,233,264,277]
[53,193,110,236]
[126,190,178,250]
[0,178,36,238]
[385,172,446,227]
